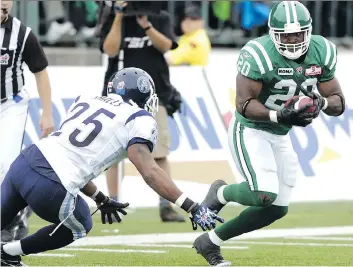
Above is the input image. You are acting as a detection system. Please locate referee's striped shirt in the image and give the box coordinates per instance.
[1,15,48,103]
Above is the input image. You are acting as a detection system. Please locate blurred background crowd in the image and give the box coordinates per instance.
[13,0,353,50]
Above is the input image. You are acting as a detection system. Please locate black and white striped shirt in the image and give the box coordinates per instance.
[0,16,48,102]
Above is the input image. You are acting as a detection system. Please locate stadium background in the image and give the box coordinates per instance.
[11,1,353,266]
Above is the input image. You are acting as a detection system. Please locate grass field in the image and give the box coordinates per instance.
[24,201,353,266]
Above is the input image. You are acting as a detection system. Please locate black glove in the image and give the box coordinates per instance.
[277,98,314,127]
[300,87,327,118]
[164,87,182,117]
[189,204,224,231]
[98,198,129,224]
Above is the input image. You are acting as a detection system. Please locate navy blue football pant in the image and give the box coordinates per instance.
[1,153,92,255]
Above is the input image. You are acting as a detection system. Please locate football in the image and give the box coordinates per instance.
[285,96,316,113]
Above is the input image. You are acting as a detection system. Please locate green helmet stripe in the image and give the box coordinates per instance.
[242,46,265,74]
[290,1,298,23]
[283,1,291,24]
[249,41,274,72]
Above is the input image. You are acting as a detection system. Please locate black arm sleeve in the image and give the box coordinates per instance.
[157,11,178,50]
[22,31,48,73]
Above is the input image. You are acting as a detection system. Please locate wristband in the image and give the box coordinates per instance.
[175,193,196,213]
[322,98,328,110]
[91,190,106,203]
[143,23,152,32]
[269,110,278,123]
[90,188,100,200]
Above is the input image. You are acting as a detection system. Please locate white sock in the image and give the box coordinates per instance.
[3,241,23,256]
[208,230,223,246]
[217,185,228,205]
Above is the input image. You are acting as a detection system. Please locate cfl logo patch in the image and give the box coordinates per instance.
[125,37,152,49]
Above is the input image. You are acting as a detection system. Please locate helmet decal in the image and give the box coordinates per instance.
[137,76,150,94]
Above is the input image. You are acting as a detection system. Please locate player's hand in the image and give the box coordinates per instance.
[189,204,224,231]
[277,98,314,127]
[300,87,327,118]
[39,114,54,138]
[98,198,129,224]
[114,1,127,14]
[136,15,150,29]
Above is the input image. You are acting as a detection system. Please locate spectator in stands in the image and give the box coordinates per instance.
[42,1,75,44]
[98,1,185,223]
[165,4,211,66]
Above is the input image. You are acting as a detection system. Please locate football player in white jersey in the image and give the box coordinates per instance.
[0,67,224,266]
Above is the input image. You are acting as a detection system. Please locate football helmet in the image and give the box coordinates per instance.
[107,67,159,116]
[268,1,312,60]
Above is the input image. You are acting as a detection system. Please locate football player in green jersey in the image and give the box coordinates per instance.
[193,1,346,266]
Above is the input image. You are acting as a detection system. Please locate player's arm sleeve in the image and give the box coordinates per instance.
[167,42,192,65]
[22,30,48,73]
[237,47,263,81]
[158,11,178,50]
[125,110,158,153]
[320,38,337,82]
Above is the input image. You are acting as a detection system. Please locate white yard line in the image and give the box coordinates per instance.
[69,226,353,247]
[227,241,353,247]
[288,236,353,241]
[60,247,167,254]
[126,243,248,250]
[28,253,75,257]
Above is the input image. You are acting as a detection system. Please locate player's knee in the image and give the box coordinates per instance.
[82,217,93,235]
[252,191,278,207]
[268,205,288,220]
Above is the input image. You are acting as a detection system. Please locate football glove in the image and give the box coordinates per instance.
[189,204,224,231]
[98,198,129,224]
[277,98,314,127]
[300,87,327,118]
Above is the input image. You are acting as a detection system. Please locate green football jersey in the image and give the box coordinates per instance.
[236,35,337,135]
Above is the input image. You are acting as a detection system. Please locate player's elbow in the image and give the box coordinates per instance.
[103,41,120,58]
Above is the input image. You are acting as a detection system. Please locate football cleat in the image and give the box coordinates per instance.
[193,233,231,267]
[1,243,27,266]
[201,180,228,214]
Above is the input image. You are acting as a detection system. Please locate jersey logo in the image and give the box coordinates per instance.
[278,68,294,75]
[243,52,252,59]
[296,66,303,74]
[124,37,152,49]
[305,66,322,76]
[0,53,10,65]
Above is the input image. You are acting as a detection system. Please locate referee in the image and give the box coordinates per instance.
[0,0,54,242]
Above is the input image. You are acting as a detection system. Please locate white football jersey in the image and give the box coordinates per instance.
[36,95,158,196]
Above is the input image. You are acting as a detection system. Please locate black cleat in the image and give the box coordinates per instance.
[1,243,27,266]
[201,180,228,214]
[193,233,231,267]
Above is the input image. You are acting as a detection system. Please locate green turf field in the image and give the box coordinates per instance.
[24,201,353,266]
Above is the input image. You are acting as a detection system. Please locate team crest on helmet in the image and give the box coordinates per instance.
[116,81,125,90]
[137,76,150,93]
